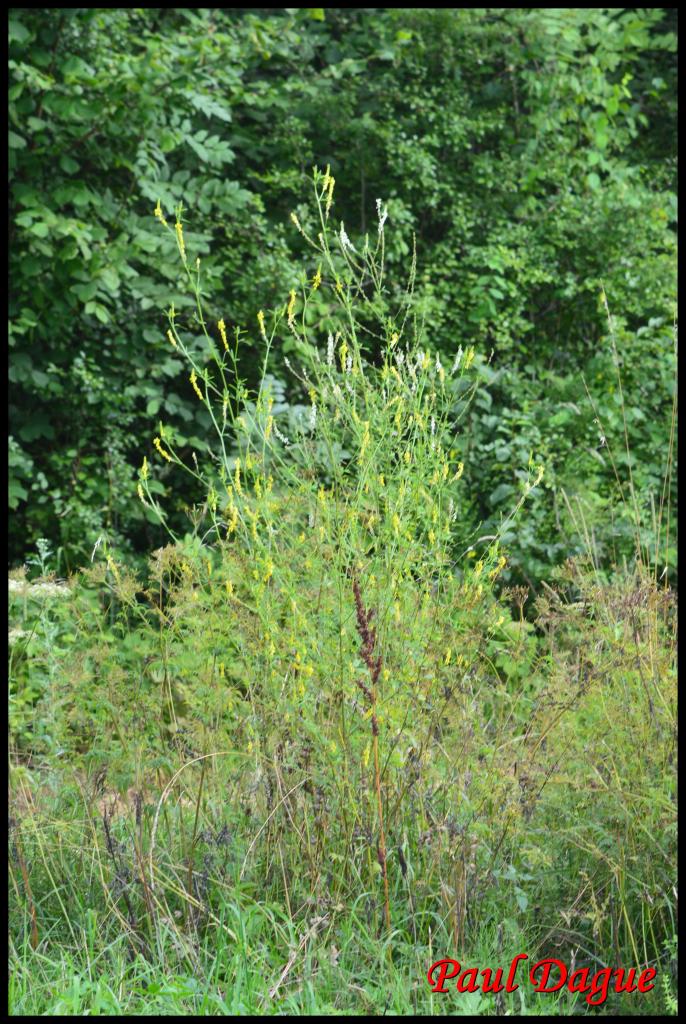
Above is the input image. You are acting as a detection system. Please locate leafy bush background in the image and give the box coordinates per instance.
[9,7,676,583]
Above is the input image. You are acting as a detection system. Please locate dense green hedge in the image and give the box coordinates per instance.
[9,8,676,583]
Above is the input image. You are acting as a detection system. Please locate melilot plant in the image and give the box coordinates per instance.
[133,168,546,931]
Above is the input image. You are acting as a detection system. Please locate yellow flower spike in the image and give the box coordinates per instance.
[153,436,173,462]
[312,266,322,291]
[106,555,120,583]
[404,450,411,465]
[141,456,149,481]
[474,560,484,577]
[290,211,302,233]
[219,662,225,678]
[463,346,475,371]
[206,559,212,577]
[390,332,399,347]
[137,483,145,503]
[339,338,348,371]
[167,329,177,348]
[444,648,452,666]
[287,289,297,329]
[533,464,545,487]
[234,458,242,495]
[428,529,436,546]
[154,199,168,227]
[378,473,385,487]
[392,513,401,536]
[218,319,228,351]
[335,276,344,294]
[453,462,464,481]
[325,174,335,217]
[265,415,273,441]
[175,218,186,262]
[190,370,203,401]
[359,421,370,461]
[257,310,267,341]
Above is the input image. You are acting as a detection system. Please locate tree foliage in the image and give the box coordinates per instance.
[9,8,676,582]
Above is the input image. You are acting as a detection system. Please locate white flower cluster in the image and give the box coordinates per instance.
[339,223,356,253]
[273,423,290,446]
[376,198,388,233]
[9,578,70,599]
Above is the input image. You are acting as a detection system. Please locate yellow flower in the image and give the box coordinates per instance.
[153,436,173,462]
[175,218,186,262]
[190,370,203,401]
[137,483,145,503]
[141,456,149,481]
[226,505,238,535]
[392,513,401,536]
[287,289,297,328]
[463,346,475,371]
[218,319,228,351]
[359,421,370,461]
[444,648,452,666]
[453,461,464,481]
[290,211,302,233]
[154,199,168,227]
[257,310,266,341]
[325,174,335,217]
[167,329,177,347]
[234,458,242,495]
[339,338,348,372]
[312,265,322,291]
